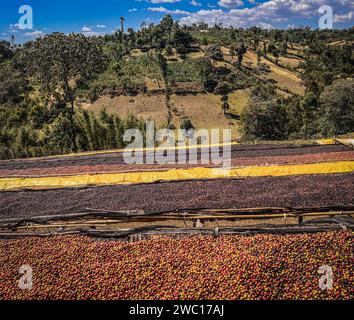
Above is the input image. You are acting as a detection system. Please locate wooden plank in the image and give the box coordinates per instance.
[5,212,353,232]
[2,207,354,230]
[1,221,352,239]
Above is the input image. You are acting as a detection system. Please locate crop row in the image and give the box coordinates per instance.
[0,151,353,178]
[0,144,348,172]
[0,173,353,219]
[0,231,352,300]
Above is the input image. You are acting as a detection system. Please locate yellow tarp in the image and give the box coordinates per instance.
[1,161,354,191]
[315,139,336,145]
[336,139,354,149]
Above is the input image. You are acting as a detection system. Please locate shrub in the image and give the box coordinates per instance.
[180,118,195,131]
[241,99,287,140]
[214,81,231,95]
[318,78,354,136]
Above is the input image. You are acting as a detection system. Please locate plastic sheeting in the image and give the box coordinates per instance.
[336,139,354,149]
[1,161,354,191]
[315,139,336,145]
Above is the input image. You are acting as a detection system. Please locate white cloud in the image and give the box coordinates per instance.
[180,0,354,28]
[24,30,44,38]
[10,23,25,31]
[81,25,93,32]
[81,25,100,36]
[96,24,106,28]
[334,11,354,23]
[148,7,190,15]
[218,0,244,9]
[129,8,138,12]
[257,22,273,29]
[337,0,354,10]
[180,8,274,28]
[190,0,202,6]
[149,0,182,3]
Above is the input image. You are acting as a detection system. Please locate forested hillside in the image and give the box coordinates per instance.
[0,16,353,159]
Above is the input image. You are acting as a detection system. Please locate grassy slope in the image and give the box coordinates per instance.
[244,50,305,96]
[82,45,306,139]
[81,95,168,127]
[82,93,244,140]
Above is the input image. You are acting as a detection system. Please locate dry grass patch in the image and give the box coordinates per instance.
[215,60,235,70]
[187,50,205,59]
[82,95,168,127]
[268,54,302,69]
[229,89,250,115]
[243,50,305,95]
[262,59,304,96]
[82,93,241,138]
[245,50,304,95]
[172,94,240,139]
[244,50,258,67]
[130,49,144,57]
[287,48,304,57]
[145,77,164,91]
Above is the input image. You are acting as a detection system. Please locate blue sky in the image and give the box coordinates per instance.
[1,0,353,42]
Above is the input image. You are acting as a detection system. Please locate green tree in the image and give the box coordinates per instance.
[318,78,354,136]
[241,99,287,140]
[20,33,106,152]
[205,45,223,63]
[273,48,280,65]
[165,44,173,56]
[251,84,276,101]
[237,42,247,68]
[0,126,15,159]
[181,118,195,131]
[48,114,75,154]
[214,81,231,95]
[221,95,230,114]
[0,62,28,106]
[285,97,303,138]
[172,28,193,57]
[214,82,232,114]
[100,109,117,149]
[300,91,319,138]
[160,15,174,42]
[256,49,262,67]
[29,104,49,129]
[91,117,104,150]
[0,40,13,62]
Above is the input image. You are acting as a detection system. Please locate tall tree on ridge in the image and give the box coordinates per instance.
[20,33,106,152]
[120,16,125,33]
